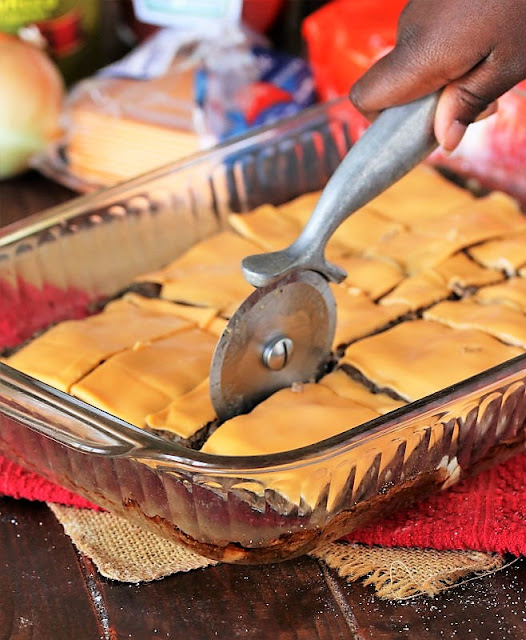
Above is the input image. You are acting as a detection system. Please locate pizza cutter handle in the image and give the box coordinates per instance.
[242,92,439,287]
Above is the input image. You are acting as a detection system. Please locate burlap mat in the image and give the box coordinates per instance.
[314,543,504,599]
[48,504,504,600]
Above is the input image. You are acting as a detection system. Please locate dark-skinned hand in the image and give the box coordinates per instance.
[350,0,526,150]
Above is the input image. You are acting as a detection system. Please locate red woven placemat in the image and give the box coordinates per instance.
[0,454,100,510]
[345,450,526,555]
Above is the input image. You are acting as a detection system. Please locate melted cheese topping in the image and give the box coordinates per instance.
[72,328,216,427]
[135,231,259,314]
[201,383,380,457]
[5,297,194,392]
[369,165,474,224]
[341,319,522,401]
[468,231,526,275]
[122,293,218,328]
[228,205,302,252]
[7,167,526,511]
[432,253,504,291]
[474,277,526,312]
[369,194,526,274]
[380,271,449,311]
[330,286,407,348]
[146,378,215,439]
[424,300,526,349]
[320,369,406,414]
[337,254,404,299]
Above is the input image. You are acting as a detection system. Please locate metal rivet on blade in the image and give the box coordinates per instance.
[262,337,295,371]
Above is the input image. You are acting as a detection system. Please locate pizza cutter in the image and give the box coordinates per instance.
[210,92,440,420]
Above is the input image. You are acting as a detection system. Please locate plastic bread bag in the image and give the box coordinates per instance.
[34,22,316,192]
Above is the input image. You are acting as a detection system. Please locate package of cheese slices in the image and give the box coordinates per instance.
[33,22,316,192]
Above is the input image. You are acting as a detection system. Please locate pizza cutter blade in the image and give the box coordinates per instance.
[210,92,439,421]
[209,270,336,420]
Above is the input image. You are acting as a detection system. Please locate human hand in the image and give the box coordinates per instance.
[349,0,526,151]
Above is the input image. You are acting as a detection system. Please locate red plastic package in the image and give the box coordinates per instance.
[302,0,403,100]
[302,0,402,137]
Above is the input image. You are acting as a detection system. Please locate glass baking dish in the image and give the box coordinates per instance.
[1,99,525,564]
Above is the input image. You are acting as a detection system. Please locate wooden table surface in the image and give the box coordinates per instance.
[1,172,526,640]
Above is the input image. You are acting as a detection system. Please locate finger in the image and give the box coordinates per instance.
[435,98,498,152]
[350,47,484,118]
[434,56,515,150]
[350,51,440,119]
[475,100,499,122]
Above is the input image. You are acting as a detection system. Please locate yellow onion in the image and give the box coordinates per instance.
[0,33,64,179]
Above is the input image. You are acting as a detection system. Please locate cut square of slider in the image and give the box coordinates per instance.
[135,231,259,316]
[474,277,526,312]
[368,165,475,225]
[201,382,380,458]
[336,254,405,300]
[341,319,522,402]
[71,327,217,429]
[4,296,196,392]
[431,252,505,294]
[379,271,450,312]
[319,369,406,414]
[468,231,526,275]
[330,286,408,350]
[424,299,526,349]
[146,378,216,443]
